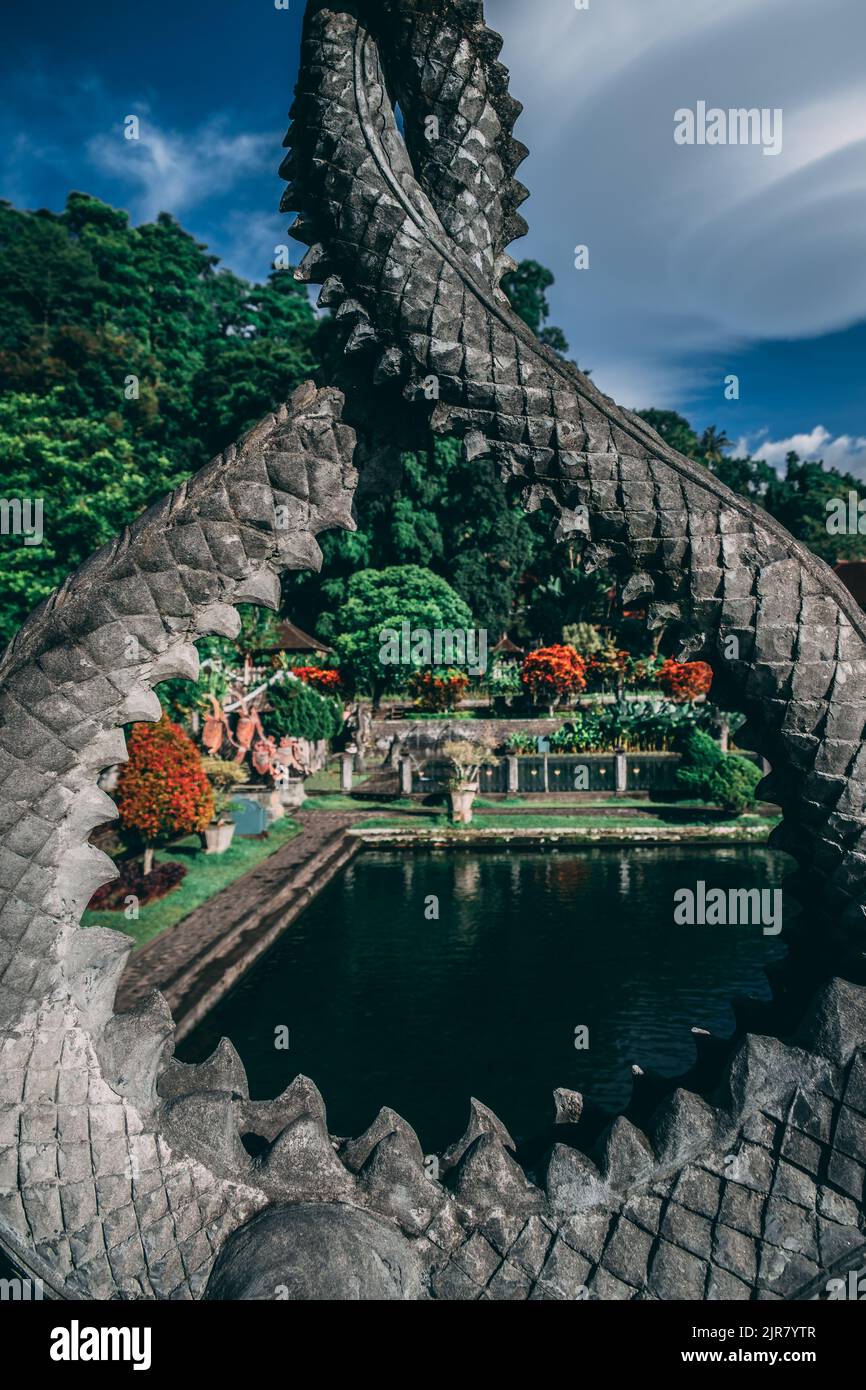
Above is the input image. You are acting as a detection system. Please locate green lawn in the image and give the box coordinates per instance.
[82,818,302,949]
[301,794,424,813]
[303,765,371,793]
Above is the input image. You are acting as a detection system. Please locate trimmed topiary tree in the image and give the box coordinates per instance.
[676,729,761,816]
[116,715,214,873]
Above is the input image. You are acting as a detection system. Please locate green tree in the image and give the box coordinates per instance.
[765,452,866,563]
[638,409,702,460]
[0,389,186,646]
[501,259,570,355]
[328,565,475,705]
[677,730,761,816]
[268,677,342,742]
[0,194,319,645]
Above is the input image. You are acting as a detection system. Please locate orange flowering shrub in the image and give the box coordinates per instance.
[293,666,341,693]
[408,670,470,711]
[657,659,713,703]
[116,716,213,858]
[521,645,587,702]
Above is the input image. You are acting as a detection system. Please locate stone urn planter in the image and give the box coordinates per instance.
[441,738,496,826]
[448,780,479,825]
[278,778,307,810]
[203,819,236,854]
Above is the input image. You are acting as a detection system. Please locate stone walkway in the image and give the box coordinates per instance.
[116,811,364,1040]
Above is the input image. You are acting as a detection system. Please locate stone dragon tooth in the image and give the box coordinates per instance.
[232,569,282,611]
[194,603,242,640]
[162,1088,252,1178]
[63,784,120,839]
[440,1097,516,1170]
[149,642,200,685]
[53,842,119,921]
[317,275,346,309]
[97,990,175,1112]
[344,320,379,355]
[64,925,135,1035]
[622,571,655,605]
[341,1105,423,1173]
[82,726,128,771]
[453,1132,543,1222]
[159,1037,250,1102]
[294,242,330,283]
[796,978,866,1067]
[253,1112,356,1201]
[545,1144,610,1217]
[237,1073,327,1143]
[359,1130,445,1235]
[595,1116,656,1190]
[649,1088,725,1168]
[716,1032,834,1122]
[373,347,405,384]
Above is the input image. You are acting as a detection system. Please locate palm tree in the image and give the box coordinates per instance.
[699,426,731,464]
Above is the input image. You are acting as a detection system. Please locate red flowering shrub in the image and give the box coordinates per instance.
[89,860,187,911]
[293,666,341,693]
[521,645,587,704]
[116,716,213,871]
[408,670,470,711]
[657,659,713,703]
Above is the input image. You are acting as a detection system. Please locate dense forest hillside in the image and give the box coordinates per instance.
[1,193,862,649]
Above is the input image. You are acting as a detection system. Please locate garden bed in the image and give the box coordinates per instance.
[82,817,302,948]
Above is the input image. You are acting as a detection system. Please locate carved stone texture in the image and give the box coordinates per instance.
[0,1,864,1301]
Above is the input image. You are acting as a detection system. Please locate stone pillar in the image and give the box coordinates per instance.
[543,754,549,792]
[340,752,354,792]
[400,758,414,796]
[615,751,627,794]
[718,717,729,754]
[507,755,519,795]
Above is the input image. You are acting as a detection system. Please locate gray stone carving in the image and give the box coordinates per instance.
[0,1,863,1299]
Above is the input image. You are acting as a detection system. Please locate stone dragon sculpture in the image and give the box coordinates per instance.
[0,0,864,1300]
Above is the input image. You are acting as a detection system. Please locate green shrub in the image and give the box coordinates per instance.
[677,730,761,815]
[268,677,343,742]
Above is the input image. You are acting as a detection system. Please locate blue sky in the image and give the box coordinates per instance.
[3,0,865,472]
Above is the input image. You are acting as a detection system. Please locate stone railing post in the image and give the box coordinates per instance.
[400,757,414,796]
[615,750,627,794]
[507,755,519,795]
[340,752,354,792]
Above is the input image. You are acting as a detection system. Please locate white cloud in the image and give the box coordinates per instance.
[738,426,866,476]
[217,209,290,283]
[87,113,274,222]
[487,0,866,402]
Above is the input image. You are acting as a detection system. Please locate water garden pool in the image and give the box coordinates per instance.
[179,846,788,1153]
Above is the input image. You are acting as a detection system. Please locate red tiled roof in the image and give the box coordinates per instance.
[263,620,335,654]
[491,634,524,655]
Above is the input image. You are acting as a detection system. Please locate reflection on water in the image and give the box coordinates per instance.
[179,847,788,1152]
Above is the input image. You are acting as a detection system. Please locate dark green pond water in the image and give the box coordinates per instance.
[179,847,788,1153]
